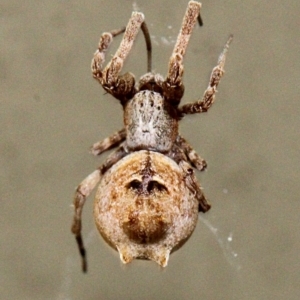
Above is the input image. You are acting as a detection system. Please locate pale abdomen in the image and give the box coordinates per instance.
[94,150,198,267]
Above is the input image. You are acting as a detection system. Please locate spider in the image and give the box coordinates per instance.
[71,0,232,272]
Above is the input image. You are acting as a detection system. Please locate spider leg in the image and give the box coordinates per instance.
[71,145,128,272]
[176,135,207,171]
[179,159,211,213]
[98,144,128,174]
[179,160,211,213]
[169,144,210,213]
[91,12,145,102]
[71,169,101,273]
[91,27,125,80]
[91,128,126,156]
[163,1,202,105]
[178,35,233,116]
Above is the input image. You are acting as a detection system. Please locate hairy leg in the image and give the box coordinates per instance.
[91,128,126,156]
[178,159,211,213]
[71,169,101,272]
[169,144,210,212]
[163,1,202,104]
[176,135,207,171]
[91,12,145,101]
[179,35,233,116]
[71,145,128,272]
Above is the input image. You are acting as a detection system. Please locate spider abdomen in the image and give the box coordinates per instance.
[94,150,198,267]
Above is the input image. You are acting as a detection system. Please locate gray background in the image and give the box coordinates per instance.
[1,0,299,299]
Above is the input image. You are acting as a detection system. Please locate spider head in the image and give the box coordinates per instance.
[123,73,180,152]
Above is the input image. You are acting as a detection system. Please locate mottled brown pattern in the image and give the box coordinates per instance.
[71,0,232,272]
[94,151,198,266]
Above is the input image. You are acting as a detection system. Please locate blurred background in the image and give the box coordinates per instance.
[1,0,299,299]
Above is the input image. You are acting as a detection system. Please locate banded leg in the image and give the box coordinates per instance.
[91,128,126,156]
[179,159,211,213]
[176,135,207,171]
[71,145,128,272]
[163,1,201,104]
[91,27,125,79]
[169,144,210,212]
[178,35,233,116]
[91,12,145,100]
[99,144,128,175]
[71,169,101,273]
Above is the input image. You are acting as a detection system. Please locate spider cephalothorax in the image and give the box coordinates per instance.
[71,1,232,272]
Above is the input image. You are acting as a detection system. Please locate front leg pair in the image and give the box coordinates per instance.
[163,1,202,104]
[91,12,145,102]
